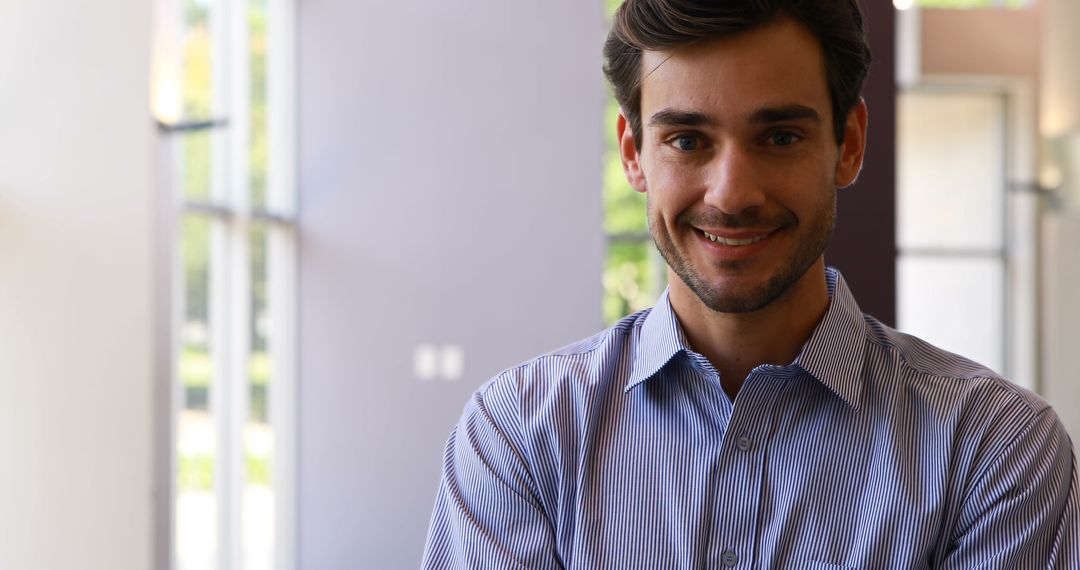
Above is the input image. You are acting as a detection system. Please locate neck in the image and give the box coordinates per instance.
[668,260,831,400]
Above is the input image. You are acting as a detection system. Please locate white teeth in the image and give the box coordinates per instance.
[703,230,767,246]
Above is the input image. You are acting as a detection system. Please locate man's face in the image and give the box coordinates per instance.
[619,18,866,314]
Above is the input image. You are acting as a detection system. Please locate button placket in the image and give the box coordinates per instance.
[717,372,785,570]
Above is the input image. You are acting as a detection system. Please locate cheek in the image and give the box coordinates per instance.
[764,154,835,196]
[788,169,837,220]
[643,157,708,201]
[649,175,703,222]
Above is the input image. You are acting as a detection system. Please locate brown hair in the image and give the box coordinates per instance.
[603,0,871,148]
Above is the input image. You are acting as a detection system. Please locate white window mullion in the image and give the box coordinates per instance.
[227,0,251,212]
[267,0,297,217]
[163,145,183,570]
[211,0,230,205]
[224,218,252,570]
[266,0,297,565]
[209,2,235,562]
[155,0,185,553]
[268,224,297,570]
[208,216,234,570]
[228,0,252,208]
[225,0,252,566]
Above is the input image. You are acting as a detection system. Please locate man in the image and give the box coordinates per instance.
[423,0,1079,567]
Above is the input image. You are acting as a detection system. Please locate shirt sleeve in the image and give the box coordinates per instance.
[942,406,1079,569]
[421,376,563,570]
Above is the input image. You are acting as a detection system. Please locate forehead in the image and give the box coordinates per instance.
[639,19,831,124]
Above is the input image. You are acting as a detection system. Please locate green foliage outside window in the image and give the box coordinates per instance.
[604,241,660,325]
[602,0,664,325]
[179,452,271,492]
[177,0,275,497]
[249,1,269,208]
[602,97,661,325]
[181,7,212,202]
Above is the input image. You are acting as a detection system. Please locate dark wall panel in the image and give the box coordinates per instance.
[827,1,897,325]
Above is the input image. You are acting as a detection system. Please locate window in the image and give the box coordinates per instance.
[896,84,1042,392]
[154,0,297,567]
[602,0,666,325]
[897,91,1008,374]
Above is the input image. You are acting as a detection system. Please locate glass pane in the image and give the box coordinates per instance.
[604,240,663,325]
[249,0,269,210]
[897,255,1005,374]
[177,214,219,569]
[244,223,274,570]
[897,91,1006,251]
[176,0,227,204]
[179,129,213,202]
[181,0,218,122]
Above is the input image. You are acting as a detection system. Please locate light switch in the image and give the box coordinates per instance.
[414,344,440,381]
[441,345,465,382]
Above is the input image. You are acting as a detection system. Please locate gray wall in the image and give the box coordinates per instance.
[298,1,606,566]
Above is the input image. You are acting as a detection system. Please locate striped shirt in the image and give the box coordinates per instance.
[423,268,1079,569]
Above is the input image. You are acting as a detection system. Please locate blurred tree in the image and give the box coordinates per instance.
[601,0,663,324]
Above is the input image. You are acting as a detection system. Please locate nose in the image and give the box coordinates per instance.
[703,144,766,215]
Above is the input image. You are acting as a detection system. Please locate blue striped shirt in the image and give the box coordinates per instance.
[423,269,1078,568]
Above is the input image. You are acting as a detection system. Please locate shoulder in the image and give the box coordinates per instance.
[860,315,1059,459]
[467,309,650,443]
[864,315,1045,407]
[479,308,648,405]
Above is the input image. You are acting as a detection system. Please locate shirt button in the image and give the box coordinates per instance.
[736,436,752,452]
[722,549,739,567]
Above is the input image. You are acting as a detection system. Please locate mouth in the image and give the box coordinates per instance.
[701,229,773,246]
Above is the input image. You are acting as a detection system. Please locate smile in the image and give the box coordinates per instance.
[701,230,770,246]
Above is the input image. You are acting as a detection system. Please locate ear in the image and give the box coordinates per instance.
[617,110,648,194]
[835,98,869,188]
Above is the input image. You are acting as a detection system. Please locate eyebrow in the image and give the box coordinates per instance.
[647,104,822,129]
[648,109,715,128]
[747,104,821,124]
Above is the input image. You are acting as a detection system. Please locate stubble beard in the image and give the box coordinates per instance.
[648,193,836,314]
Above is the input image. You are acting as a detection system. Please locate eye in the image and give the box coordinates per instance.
[767,132,801,147]
[667,134,703,152]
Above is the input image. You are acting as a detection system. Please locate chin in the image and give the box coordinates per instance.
[686,260,821,314]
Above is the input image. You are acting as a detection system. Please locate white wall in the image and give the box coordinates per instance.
[1042,0,1080,138]
[1042,0,1080,447]
[0,1,156,569]
[1044,215,1080,449]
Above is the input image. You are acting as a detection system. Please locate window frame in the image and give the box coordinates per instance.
[895,77,1041,391]
[153,0,298,566]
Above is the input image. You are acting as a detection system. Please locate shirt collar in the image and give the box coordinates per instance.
[624,268,867,409]
[790,268,867,409]
[625,288,691,392]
